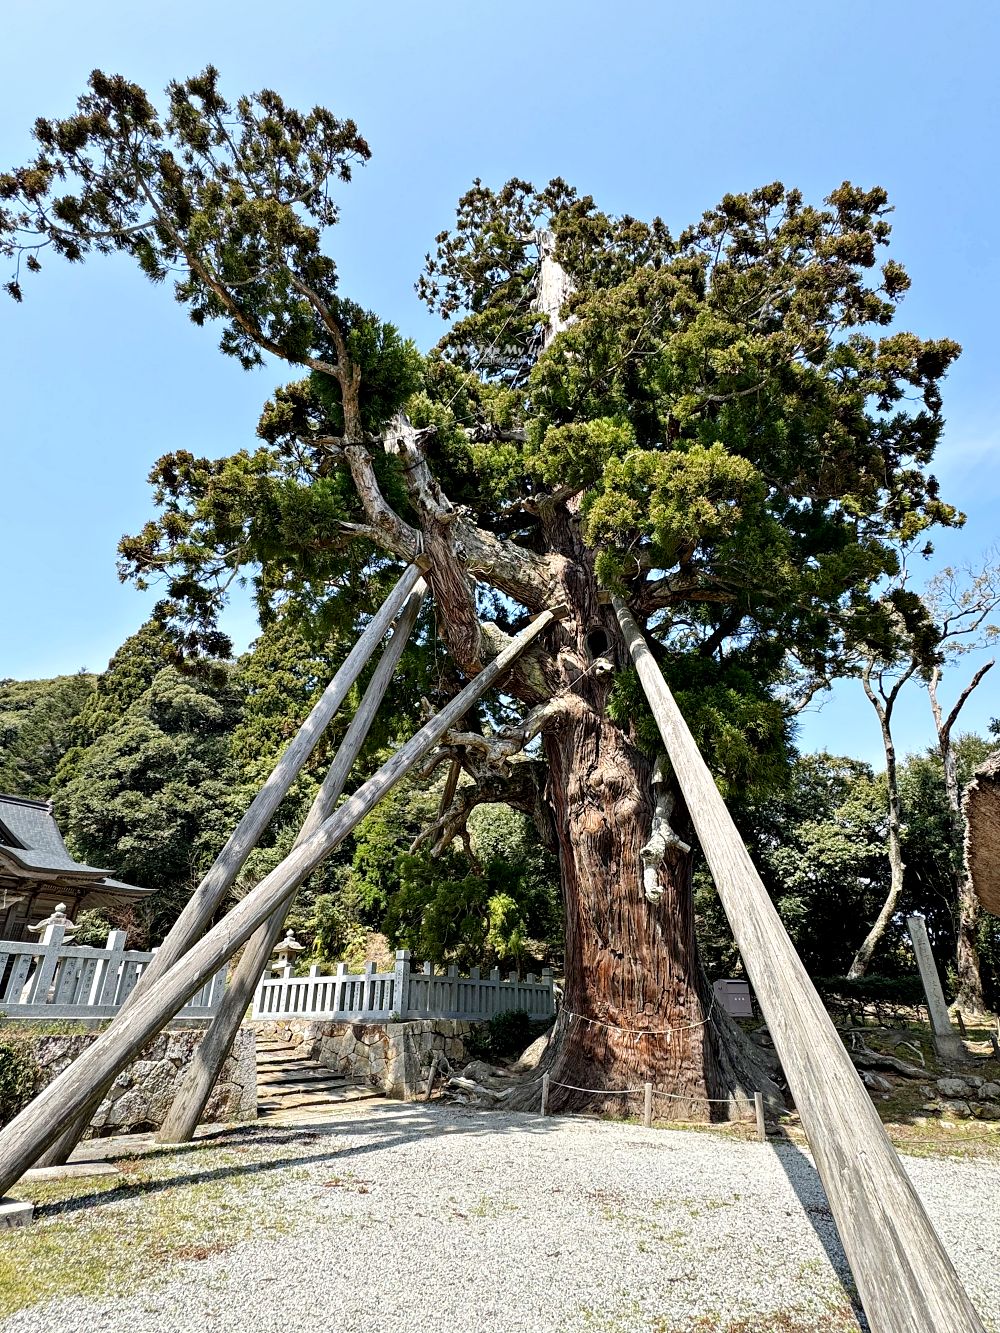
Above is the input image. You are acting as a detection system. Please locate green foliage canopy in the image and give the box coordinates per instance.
[0,72,970,974]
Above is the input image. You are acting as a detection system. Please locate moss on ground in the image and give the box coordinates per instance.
[675,1310,860,1332]
[576,1302,861,1333]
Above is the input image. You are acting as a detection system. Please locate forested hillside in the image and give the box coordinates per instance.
[0,673,96,797]
[0,616,564,971]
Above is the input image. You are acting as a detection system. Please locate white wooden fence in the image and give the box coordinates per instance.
[252,949,555,1024]
[1,928,554,1027]
[0,923,225,1021]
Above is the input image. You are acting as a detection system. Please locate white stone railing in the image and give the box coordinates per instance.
[0,923,225,1021]
[252,949,555,1024]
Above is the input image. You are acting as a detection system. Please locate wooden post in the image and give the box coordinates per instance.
[157,583,427,1142]
[424,1052,438,1101]
[754,1092,766,1144]
[0,606,561,1191]
[612,595,985,1333]
[540,1071,549,1117]
[907,914,967,1064]
[35,560,429,1167]
[643,1082,653,1129]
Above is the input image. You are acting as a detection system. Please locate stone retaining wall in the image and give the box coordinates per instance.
[253,1017,476,1100]
[2,1026,256,1137]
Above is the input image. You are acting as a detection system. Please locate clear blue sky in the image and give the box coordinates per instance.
[1,1,997,766]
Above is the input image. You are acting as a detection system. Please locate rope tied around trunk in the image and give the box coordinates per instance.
[560,998,716,1039]
[547,1082,647,1094]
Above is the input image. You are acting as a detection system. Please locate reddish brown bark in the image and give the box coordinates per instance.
[499,511,775,1118]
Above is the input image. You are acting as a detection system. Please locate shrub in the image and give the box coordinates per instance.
[813,974,925,1006]
[0,1029,40,1124]
[467,1009,534,1061]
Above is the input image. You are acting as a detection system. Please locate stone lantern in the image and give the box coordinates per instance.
[271,930,304,977]
[27,902,79,945]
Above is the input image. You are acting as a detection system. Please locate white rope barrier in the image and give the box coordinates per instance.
[519,1074,755,1110]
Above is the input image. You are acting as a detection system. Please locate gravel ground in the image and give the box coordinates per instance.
[3,1104,998,1333]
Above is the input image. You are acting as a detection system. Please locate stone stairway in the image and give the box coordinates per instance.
[256,1038,380,1120]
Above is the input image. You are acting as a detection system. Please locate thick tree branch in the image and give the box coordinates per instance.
[441,696,578,765]
[635,571,737,613]
[941,659,995,744]
[411,749,552,859]
[129,168,347,384]
[342,444,421,560]
[640,754,692,904]
[380,414,565,673]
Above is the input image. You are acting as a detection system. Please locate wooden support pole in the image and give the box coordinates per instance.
[0,607,560,1192]
[754,1092,766,1144]
[424,1052,438,1101]
[36,559,429,1167]
[157,583,426,1142]
[138,558,429,984]
[540,1071,549,1117]
[906,914,967,1064]
[643,1082,653,1129]
[612,595,985,1333]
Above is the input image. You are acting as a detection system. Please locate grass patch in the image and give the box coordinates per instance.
[675,1309,860,1332]
[884,1116,1000,1160]
[0,1134,304,1319]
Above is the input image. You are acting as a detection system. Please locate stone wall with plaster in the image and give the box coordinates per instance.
[2,1025,256,1136]
[253,1017,475,1100]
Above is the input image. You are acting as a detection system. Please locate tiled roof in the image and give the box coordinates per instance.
[0,793,152,897]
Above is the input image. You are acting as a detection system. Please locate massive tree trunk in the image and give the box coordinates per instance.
[539,705,767,1117]
[504,512,774,1118]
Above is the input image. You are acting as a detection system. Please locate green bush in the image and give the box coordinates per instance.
[467,1009,535,1061]
[0,1030,40,1124]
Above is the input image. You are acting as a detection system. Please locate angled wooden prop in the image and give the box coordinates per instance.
[36,559,430,1167]
[135,558,431,982]
[157,579,427,1141]
[0,606,561,1191]
[613,594,984,1333]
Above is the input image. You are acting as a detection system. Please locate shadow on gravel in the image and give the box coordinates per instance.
[43,1105,561,1220]
[768,1137,869,1331]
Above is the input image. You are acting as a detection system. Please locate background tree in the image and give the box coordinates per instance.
[846,578,932,977]
[846,557,999,993]
[383,800,562,970]
[697,751,889,978]
[921,558,1000,1013]
[2,70,962,1113]
[54,657,243,942]
[0,673,95,797]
